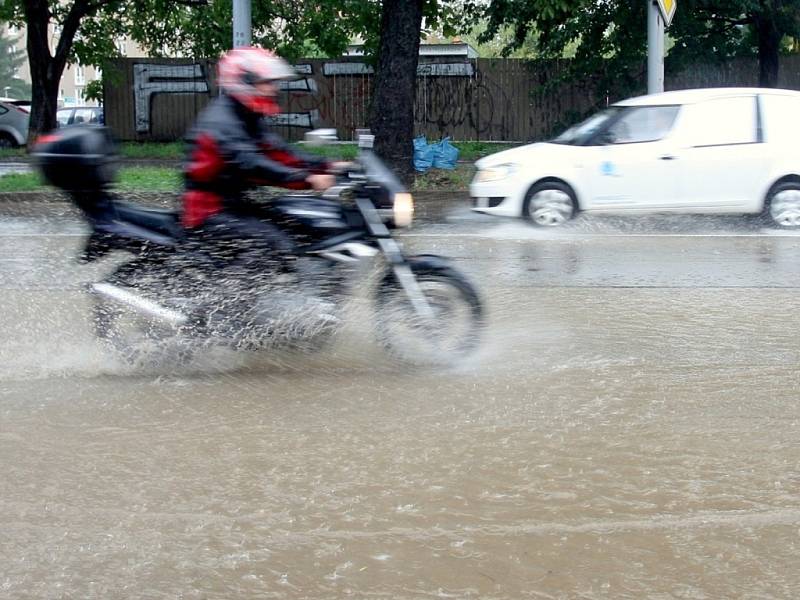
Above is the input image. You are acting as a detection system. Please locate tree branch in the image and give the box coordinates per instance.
[53,0,117,67]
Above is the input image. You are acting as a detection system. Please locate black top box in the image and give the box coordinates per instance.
[33,125,118,192]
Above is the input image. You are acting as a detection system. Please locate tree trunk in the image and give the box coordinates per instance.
[754,9,781,87]
[368,0,424,183]
[24,0,92,145]
[24,0,58,143]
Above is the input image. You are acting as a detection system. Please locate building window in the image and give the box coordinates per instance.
[74,64,86,86]
[75,87,84,104]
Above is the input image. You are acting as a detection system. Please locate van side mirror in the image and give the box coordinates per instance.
[597,131,616,145]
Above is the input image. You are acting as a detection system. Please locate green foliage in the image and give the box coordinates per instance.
[0,29,31,98]
[467,1,647,103]
[123,0,372,60]
[469,0,800,100]
[84,79,103,104]
[0,0,128,68]
[668,0,800,65]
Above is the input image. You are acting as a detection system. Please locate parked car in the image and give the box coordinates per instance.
[0,97,31,112]
[56,106,104,127]
[471,87,800,229]
[0,100,31,148]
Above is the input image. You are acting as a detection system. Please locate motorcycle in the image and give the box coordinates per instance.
[33,126,484,367]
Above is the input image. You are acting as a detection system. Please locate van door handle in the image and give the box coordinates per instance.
[659,154,677,160]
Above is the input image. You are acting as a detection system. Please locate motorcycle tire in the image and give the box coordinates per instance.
[374,257,484,367]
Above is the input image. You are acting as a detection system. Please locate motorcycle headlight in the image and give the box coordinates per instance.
[474,163,516,183]
[393,192,414,227]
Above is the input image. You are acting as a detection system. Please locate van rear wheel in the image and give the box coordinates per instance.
[765,181,800,229]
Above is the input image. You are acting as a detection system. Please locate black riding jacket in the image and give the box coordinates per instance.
[182,94,329,228]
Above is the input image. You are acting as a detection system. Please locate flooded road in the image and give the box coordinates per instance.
[2,202,800,598]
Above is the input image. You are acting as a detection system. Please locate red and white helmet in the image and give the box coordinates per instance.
[217,46,298,115]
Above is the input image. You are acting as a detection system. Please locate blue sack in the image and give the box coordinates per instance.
[432,137,459,170]
[413,136,435,172]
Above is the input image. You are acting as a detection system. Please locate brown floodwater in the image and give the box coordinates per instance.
[2,210,800,598]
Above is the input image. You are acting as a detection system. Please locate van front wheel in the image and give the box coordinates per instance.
[522,181,576,227]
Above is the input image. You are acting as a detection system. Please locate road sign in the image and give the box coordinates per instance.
[656,0,677,27]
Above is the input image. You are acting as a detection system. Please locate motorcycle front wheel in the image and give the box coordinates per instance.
[375,259,484,367]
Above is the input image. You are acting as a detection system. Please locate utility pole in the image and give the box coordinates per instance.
[647,0,664,94]
[647,0,677,94]
[233,0,252,48]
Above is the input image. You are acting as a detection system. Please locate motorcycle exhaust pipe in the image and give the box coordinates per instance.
[90,282,189,327]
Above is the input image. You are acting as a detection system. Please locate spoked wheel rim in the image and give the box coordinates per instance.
[769,189,800,228]
[377,274,482,366]
[528,189,574,226]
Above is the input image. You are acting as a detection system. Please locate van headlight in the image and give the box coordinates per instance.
[474,163,516,183]
[393,192,414,227]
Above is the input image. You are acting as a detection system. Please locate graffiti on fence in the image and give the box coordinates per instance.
[267,109,321,129]
[133,63,210,133]
[114,56,798,142]
[120,58,535,141]
[416,63,474,77]
[323,62,375,76]
[416,68,512,137]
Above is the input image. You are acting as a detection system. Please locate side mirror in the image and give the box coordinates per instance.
[304,128,338,146]
[597,131,616,145]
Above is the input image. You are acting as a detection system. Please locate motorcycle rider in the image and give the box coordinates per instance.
[181,46,340,270]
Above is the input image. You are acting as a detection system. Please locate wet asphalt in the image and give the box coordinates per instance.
[2,201,800,599]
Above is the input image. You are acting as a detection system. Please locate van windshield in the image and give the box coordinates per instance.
[551,108,622,145]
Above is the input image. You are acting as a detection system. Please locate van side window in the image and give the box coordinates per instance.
[681,97,757,147]
[759,94,800,144]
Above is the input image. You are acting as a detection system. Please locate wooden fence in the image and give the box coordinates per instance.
[103,55,800,143]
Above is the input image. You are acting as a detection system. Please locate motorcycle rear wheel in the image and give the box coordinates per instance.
[92,293,197,369]
[375,260,484,367]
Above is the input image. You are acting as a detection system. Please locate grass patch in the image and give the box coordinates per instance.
[114,166,182,191]
[0,167,181,193]
[116,141,362,161]
[0,147,26,159]
[412,163,475,191]
[2,140,520,163]
[111,140,520,162]
[0,164,474,193]
[119,142,184,160]
[453,141,524,161]
[0,171,43,192]
[0,139,517,194]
